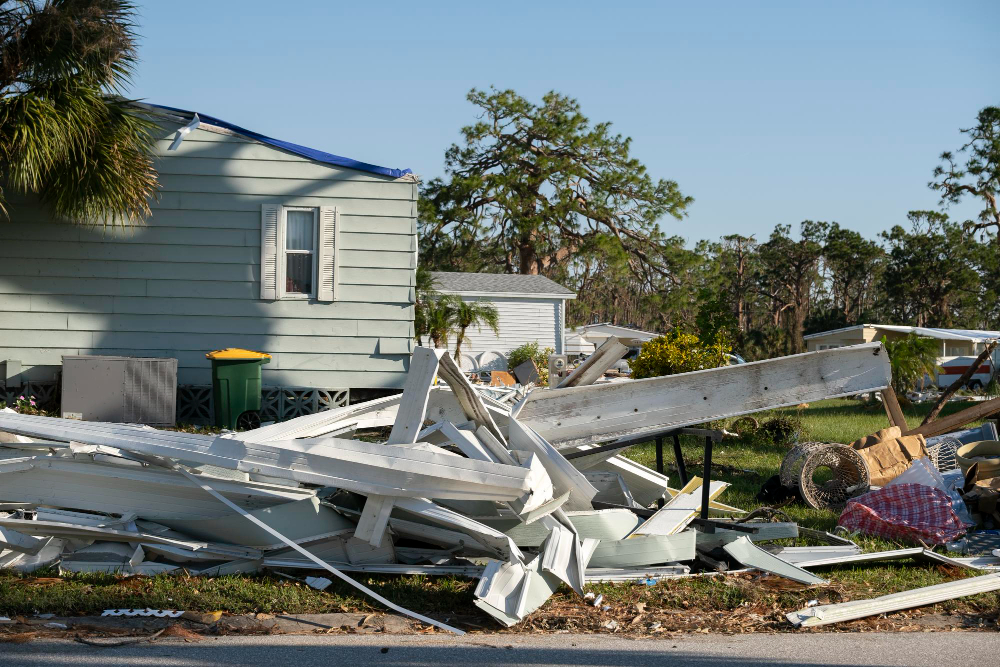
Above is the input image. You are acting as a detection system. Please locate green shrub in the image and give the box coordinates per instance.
[758,416,800,445]
[507,341,554,384]
[881,333,939,395]
[630,330,732,379]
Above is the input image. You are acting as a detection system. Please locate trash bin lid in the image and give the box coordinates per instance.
[205,348,272,361]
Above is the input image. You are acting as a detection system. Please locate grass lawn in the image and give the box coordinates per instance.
[1,398,997,635]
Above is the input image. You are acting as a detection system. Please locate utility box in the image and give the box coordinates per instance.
[61,355,178,426]
[548,354,568,388]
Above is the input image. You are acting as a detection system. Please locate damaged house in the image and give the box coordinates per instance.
[0,105,418,419]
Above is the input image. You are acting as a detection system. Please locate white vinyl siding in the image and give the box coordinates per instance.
[0,120,416,389]
[444,295,565,358]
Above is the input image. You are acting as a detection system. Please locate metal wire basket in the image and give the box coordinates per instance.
[926,436,963,472]
[780,441,871,510]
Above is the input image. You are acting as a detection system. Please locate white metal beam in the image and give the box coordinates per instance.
[513,343,892,448]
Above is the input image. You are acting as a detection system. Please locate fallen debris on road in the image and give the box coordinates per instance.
[3,341,996,633]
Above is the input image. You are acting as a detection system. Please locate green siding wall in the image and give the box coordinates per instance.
[0,121,416,389]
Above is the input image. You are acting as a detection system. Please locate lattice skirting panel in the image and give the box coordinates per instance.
[177,385,349,426]
[1,382,59,411]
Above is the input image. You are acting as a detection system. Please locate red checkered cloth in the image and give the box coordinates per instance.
[838,483,968,545]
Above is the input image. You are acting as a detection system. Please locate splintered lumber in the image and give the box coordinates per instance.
[557,336,628,388]
[880,387,907,430]
[904,395,1000,438]
[359,348,443,547]
[388,347,443,445]
[787,572,1000,627]
[0,413,539,502]
[513,343,892,448]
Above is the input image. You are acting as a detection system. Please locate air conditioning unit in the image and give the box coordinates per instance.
[61,355,177,426]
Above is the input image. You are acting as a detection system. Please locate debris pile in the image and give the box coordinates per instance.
[0,340,998,632]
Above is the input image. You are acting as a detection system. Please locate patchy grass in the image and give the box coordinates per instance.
[2,398,996,634]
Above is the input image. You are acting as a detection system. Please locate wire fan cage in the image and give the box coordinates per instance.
[926,437,963,472]
[780,441,871,510]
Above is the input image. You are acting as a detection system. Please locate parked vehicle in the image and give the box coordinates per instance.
[936,356,994,390]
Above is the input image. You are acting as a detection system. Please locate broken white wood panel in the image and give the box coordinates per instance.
[392,497,524,563]
[557,336,627,388]
[588,531,696,568]
[787,572,1000,628]
[514,343,892,447]
[478,508,642,548]
[508,419,597,511]
[536,510,598,596]
[632,478,728,536]
[436,351,508,446]
[0,517,260,560]
[426,422,498,463]
[0,526,44,554]
[387,347,443,444]
[158,497,354,549]
[353,494,395,548]
[474,425,517,466]
[722,536,826,586]
[473,547,584,628]
[0,537,63,572]
[0,414,536,501]
[237,393,400,443]
[473,559,532,626]
[0,456,312,519]
[588,455,670,507]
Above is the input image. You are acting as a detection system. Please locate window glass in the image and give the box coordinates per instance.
[286,210,314,250]
[286,254,313,294]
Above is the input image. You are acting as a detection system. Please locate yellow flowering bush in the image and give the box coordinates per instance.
[630,330,732,379]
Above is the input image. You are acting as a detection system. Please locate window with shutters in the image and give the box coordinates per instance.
[260,204,337,302]
[281,207,317,298]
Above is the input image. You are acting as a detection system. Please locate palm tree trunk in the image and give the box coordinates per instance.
[454,327,467,363]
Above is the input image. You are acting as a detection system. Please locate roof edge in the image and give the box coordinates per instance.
[437,289,576,300]
[138,103,413,180]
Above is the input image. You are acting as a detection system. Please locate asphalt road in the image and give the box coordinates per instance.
[2,632,996,667]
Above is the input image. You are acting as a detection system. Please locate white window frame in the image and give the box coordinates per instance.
[278,206,319,300]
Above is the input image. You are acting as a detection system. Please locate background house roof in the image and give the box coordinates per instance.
[804,323,1000,343]
[431,272,576,297]
[143,103,412,179]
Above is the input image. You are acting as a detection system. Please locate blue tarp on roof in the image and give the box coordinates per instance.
[149,104,412,179]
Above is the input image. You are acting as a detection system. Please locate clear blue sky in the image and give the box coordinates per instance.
[131,1,997,245]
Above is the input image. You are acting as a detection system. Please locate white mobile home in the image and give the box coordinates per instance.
[0,105,417,417]
[804,324,1000,389]
[431,272,576,360]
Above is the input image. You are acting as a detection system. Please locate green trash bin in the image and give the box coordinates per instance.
[206,348,271,430]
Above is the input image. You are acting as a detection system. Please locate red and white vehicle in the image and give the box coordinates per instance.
[936,356,995,390]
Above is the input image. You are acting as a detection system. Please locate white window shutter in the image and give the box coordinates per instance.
[317,206,339,302]
[260,204,280,300]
